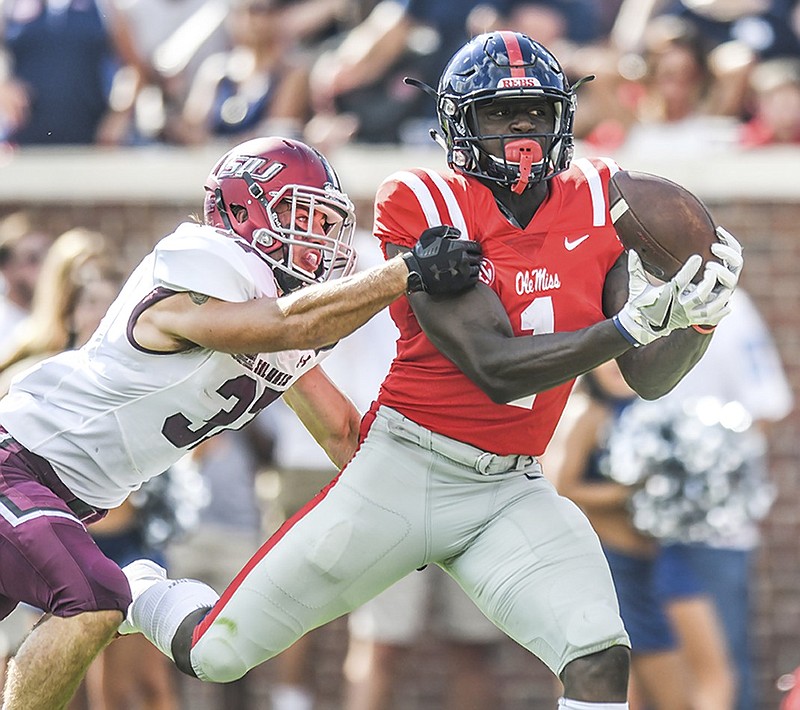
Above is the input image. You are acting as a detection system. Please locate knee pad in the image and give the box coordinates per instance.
[565,601,627,650]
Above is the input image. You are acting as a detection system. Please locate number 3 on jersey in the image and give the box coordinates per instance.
[507,296,554,410]
[161,374,280,448]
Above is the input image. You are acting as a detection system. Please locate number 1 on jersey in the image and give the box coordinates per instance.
[507,296,554,410]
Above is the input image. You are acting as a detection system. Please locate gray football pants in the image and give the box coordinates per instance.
[190,405,630,681]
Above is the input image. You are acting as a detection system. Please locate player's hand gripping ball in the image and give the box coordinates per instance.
[403,225,482,295]
[609,171,719,282]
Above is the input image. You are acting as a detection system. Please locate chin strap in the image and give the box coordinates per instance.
[213,188,233,230]
[274,268,305,294]
[505,139,542,194]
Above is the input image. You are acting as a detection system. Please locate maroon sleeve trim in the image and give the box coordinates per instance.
[126,287,190,355]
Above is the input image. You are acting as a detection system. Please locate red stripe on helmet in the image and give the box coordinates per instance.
[499,31,526,78]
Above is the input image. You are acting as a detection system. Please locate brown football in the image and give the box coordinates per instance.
[608,171,717,282]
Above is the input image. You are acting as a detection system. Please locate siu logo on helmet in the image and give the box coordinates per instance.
[497,77,541,88]
[219,156,286,182]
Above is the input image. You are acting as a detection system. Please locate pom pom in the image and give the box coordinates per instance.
[600,397,774,543]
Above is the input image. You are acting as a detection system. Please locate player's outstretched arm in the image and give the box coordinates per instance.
[135,232,482,355]
[387,242,632,403]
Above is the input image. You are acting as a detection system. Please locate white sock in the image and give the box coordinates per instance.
[128,578,219,661]
[271,683,314,710]
[558,700,629,710]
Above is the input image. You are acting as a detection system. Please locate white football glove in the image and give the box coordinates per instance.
[665,265,729,329]
[701,226,744,324]
[614,228,744,346]
[667,226,744,330]
[614,250,702,346]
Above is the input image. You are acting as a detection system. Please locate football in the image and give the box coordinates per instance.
[608,171,718,282]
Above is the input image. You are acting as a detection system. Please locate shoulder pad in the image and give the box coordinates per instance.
[153,224,259,302]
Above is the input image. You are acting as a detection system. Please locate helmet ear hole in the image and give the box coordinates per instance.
[255,229,275,248]
[230,204,249,223]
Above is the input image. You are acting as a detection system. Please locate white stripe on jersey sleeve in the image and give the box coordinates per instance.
[387,171,442,228]
[388,170,470,240]
[419,169,470,240]
[597,156,621,176]
[573,158,610,227]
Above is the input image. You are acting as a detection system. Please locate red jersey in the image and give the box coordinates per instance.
[372,157,624,456]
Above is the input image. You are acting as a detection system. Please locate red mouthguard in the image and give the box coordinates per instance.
[505,139,542,194]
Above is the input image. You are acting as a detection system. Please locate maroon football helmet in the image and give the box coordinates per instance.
[204,137,357,293]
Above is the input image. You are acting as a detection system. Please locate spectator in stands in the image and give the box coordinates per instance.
[739,56,800,145]
[280,0,365,53]
[107,0,232,143]
[0,211,52,344]
[612,0,800,120]
[659,0,800,60]
[307,0,510,147]
[499,1,604,48]
[173,0,310,145]
[616,14,740,156]
[639,16,711,117]
[561,45,640,151]
[545,361,734,710]
[0,0,144,146]
[307,0,606,147]
[654,288,793,710]
[0,227,110,378]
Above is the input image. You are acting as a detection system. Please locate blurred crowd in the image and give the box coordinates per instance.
[0,0,798,153]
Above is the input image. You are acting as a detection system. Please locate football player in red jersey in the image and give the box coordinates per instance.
[0,137,481,710]
[122,35,742,710]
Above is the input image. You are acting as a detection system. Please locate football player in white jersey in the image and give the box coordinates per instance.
[0,136,481,709]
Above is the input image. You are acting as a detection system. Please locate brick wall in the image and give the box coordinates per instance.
[707,199,800,710]
[1,145,798,708]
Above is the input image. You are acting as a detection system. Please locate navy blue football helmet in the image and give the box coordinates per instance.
[420,32,591,192]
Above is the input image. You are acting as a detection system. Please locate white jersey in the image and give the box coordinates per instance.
[0,223,329,509]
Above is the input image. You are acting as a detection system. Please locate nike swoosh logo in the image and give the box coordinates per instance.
[564,234,590,251]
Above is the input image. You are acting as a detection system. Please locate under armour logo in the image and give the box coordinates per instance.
[430,260,460,280]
